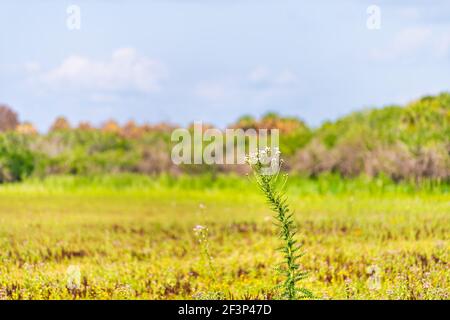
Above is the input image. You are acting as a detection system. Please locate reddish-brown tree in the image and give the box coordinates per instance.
[50,117,71,132]
[0,105,19,132]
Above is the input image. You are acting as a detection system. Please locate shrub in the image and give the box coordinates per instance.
[0,134,36,182]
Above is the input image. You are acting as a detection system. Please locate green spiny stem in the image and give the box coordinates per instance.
[250,159,312,300]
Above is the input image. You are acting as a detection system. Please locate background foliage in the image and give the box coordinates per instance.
[0,93,449,183]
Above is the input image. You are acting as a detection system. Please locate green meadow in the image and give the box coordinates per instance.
[0,174,447,299]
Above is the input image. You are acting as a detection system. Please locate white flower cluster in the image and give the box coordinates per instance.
[193,225,206,233]
[193,225,209,245]
[245,147,281,166]
[245,147,282,175]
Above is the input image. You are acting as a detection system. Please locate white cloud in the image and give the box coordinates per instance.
[370,27,450,61]
[23,62,41,73]
[32,48,168,94]
[370,27,432,61]
[194,67,299,104]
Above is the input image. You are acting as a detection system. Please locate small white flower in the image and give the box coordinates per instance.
[366,265,380,275]
[66,265,81,290]
[259,149,269,164]
[193,225,208,243]
[366,265,381,291]
[246,152,259,165]
[367,276,381,291]
[273,147,281,155]
[193,225,206,232]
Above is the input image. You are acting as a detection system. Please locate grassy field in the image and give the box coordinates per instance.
[0,175,448,300]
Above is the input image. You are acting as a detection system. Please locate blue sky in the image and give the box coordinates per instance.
[1,0,450,131]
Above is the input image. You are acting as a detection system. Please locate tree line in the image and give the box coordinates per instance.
[0,92,448,183]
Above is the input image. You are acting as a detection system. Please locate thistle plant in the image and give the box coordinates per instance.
[246,147,312,300]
